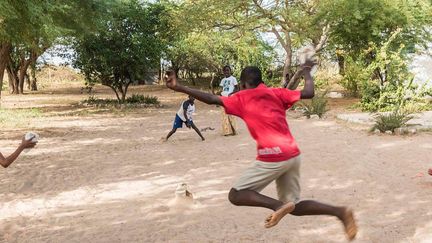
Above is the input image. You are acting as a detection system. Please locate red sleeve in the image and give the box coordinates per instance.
[275,89,301,109]
[220,94,243,117]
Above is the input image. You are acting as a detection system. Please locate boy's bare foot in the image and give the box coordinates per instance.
[264,202,295,228]
[159,137,168,143]
[341,208,357,241]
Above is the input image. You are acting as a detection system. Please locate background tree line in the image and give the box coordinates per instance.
[0,0,431,109]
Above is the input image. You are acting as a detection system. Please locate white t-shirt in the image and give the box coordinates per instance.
[220,76,238,97]
[177,100,195,121]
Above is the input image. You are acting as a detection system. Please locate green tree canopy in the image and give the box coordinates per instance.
[0,0,106,98]
[74,1,167,103]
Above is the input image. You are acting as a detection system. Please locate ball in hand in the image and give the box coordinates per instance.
[25,132,39,142]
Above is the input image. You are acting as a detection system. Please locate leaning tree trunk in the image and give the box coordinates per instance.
[272,27,293,87]
[7,49,31,94]
[18,58,31,94]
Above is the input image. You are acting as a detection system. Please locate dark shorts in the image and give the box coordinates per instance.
[173,114,193,129]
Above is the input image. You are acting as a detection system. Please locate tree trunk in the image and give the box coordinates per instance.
[7,48,32,94]
[6,61,18,94]
[30,67,37,91]
[29,50,38,91]
[25,72,31,90]
[210,73,216,94]
[121,89,126,103]
[17,55,31,94]
[286,69,303,90]
[282,53,292,86]
[337,53,345,76]
[108,85,121,102]
[272,27,292,87]
[0,43,11,101]
[122,75,132,103]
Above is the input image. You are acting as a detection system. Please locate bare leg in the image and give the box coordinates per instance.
[191,123,205,141]
[228,188,294,228]
[228,188,282,210]
[291,200,357,240]
[165,128,177,141]
[228,115,237,135]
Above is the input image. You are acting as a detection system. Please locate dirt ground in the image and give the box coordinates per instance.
[1,83,432,243]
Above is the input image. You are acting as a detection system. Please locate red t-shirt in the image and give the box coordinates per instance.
[221,83,301,162]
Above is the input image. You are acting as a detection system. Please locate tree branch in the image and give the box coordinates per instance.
[314,24,330,52]
[272,27,290,53]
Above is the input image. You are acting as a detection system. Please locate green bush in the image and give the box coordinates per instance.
[126,94,160,105]
[301,92,329,118]
[83,94,159,107]
[339,57,369,97]
[372,110,413,133]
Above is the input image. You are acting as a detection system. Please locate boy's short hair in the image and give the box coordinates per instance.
[223,65,231,71]
[240,66,263,87]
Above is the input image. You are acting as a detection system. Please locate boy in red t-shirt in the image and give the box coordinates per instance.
[164,61,357,240]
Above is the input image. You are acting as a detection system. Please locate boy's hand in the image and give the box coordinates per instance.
[165,70,179,90]
[186,121,192,128]
[301,59,317,72]
[20,136,37,149]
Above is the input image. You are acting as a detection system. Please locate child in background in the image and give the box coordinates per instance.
[165,95,205,141]
[219,65,238,136]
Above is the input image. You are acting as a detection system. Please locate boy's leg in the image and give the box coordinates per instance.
[166,115,183,141]
[228,188,284,210]
[165,128,177,140]
[229,160,297,227]
[290,200,357,240]
[190,122,205,141]
[275,157,357,240]
[228,115,237,135]
[228,188,294,228]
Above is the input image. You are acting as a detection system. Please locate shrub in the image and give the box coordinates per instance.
[301,92,329,119]
[83,94,159,107]
[371,110,413,133]
[126,94,159,105]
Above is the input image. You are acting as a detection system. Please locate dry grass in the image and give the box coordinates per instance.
[0,108,42,127]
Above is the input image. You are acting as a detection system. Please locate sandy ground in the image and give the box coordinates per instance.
[1,85,432,243]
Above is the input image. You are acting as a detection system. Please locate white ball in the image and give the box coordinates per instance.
[297,45,316,65]
[25,132,39,142]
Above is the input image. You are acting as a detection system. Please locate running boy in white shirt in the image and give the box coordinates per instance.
[165,95,205,141]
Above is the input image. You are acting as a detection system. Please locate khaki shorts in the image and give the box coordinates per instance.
[232,155,301,203]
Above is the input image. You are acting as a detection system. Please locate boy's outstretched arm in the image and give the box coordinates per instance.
[165,71,223,106]
[0,137,37,168]
[300,60,316,99]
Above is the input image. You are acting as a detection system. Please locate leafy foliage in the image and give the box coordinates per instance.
[372,110,413,133]
[74,1,167,103]
[301,92,329,119]
[337,29,432,112]
[324,0,432,57]
[166,31,274,84]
